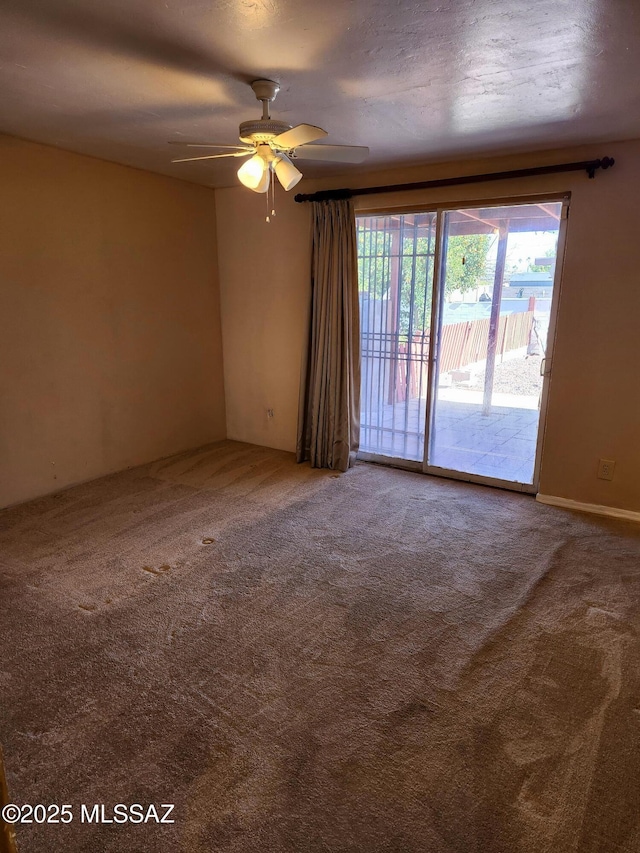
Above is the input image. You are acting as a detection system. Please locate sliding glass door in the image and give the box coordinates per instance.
[357,198,568,491]
[358,212,436,462]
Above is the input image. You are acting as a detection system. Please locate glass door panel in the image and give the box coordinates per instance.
[427,201,564,486]
[357,212,436,461]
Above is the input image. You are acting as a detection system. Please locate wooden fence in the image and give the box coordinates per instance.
[393,310,534,402]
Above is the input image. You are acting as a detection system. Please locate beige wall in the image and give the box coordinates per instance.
[0,135,226,508]
[216,187,311,451]
[216,139,640,513]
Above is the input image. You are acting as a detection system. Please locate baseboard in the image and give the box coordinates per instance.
[536,493,640,523]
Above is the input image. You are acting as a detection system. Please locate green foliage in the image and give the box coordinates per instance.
[357,227,392,299]
[444,234,492,295]
[528,244,556,272]
[357,221,492,336]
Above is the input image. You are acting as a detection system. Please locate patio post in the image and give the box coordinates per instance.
[482,223,509,415]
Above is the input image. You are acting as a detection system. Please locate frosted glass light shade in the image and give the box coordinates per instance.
[253,164,270,194]
[237,153,269,192]
[274,154,303,191]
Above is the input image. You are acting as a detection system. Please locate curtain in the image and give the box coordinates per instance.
[296,198,360,472]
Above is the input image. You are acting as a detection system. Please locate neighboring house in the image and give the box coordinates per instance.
[505,271,555,297]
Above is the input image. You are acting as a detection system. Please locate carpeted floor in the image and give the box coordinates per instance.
[1,440,639,852]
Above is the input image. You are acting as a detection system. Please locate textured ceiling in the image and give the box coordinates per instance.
[0,0,639,188]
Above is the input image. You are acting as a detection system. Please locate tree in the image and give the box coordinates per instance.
[528,244,556,273]
[444,233,492,295]
[357,221,492,336]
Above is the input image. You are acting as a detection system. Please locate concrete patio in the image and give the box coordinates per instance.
[359,389,540,484]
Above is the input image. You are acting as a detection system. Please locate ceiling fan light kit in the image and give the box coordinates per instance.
[170,79,369,204]
[236,142,302,194]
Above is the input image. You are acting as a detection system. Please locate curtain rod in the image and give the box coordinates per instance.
[293,156,615,203]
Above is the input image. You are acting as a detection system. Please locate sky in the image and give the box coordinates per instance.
[486,229,559,275]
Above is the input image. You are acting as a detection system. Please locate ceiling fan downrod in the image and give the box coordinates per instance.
[250,79,280,120]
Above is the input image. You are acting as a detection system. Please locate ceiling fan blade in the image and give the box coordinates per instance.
[291,144,369,164]
[172,151,253,163]
[273,124,328,149]
[168,142,252,150]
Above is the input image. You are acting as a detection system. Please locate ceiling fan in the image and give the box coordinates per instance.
[169,80,369,193]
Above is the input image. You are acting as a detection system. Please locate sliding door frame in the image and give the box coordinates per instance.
[356,192,571,494]
[530,197,570,490]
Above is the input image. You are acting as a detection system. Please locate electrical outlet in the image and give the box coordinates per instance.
[597,459,615,481]
[266,408,274,419]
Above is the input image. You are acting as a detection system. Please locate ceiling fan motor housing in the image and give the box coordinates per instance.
[239,119,292,145]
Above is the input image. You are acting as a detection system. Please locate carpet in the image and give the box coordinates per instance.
[1,440,639,852]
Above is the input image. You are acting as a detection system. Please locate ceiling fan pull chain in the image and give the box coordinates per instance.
[270,169,276,219]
